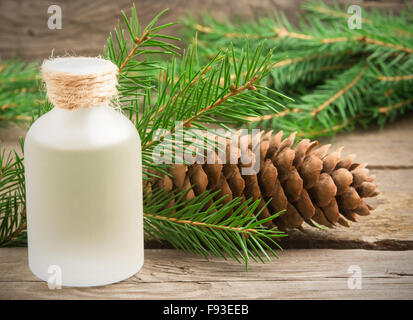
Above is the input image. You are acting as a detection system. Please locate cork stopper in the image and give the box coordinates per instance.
[41,57,118,110]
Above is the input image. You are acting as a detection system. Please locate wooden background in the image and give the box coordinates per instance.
[0,0,412,300]
[0,0,411,61]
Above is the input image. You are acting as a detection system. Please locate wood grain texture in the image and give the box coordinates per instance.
[318,121,413,169]
[0,248,412,299]
[0,0,411,61]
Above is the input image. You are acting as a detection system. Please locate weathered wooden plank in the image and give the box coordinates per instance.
[0,248,412,299]
[318,115,413,168]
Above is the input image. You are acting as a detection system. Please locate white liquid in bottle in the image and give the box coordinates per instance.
[24,57,143,287]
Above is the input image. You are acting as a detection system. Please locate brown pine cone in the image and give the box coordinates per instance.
[146,130,379,231]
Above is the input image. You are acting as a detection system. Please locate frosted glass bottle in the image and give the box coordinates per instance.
[24,57,143,287]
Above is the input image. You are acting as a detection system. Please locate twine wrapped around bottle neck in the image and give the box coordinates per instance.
[41,57,118,110]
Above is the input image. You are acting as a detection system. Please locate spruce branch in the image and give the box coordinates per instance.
[144,213,260,235]
[246,63,367,122]
[151,63,214,121]
[296,116,359,138]
[182,0,413,137]
[0,142,27,247]
[377,74,413,82]
[134,40,284,162]
[0,59,43,123]
[118,29,151,73]
[303,0,413,38]
[379,98,413,114]
[310,63,368,116]
[104,5,180,103]
[190,18,413,54]
[143,189,285,267]
[180,74,260,128]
